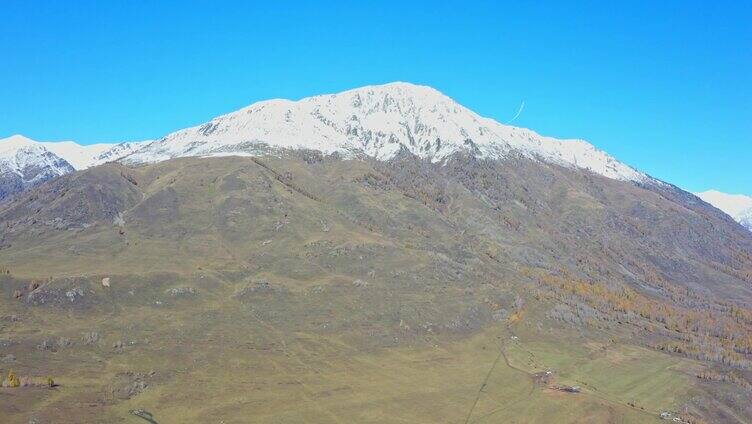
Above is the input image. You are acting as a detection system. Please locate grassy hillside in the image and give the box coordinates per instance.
[1,154,751,422]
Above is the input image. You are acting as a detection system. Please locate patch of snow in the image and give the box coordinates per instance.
[695,190,752,231]
[738,207,752,231]
[91,140,152,167]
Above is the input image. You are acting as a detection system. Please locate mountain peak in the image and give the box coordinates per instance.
[126,83,650,183]
[0,134,74,199]
[333,81,448,98]
[2,134,35,142]
[0,134,41,154]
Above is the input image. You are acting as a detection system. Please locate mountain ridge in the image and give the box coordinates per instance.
[0,135,75,200]
[0,135,150,201]
[124,82,651,184]
[5,84,749,233]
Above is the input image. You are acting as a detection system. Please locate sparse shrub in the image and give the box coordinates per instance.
[529,267,752,368]
[7,370,20,388]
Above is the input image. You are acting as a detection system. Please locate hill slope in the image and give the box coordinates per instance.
[1,153,751,423]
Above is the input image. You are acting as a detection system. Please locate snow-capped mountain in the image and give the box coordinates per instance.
[695,190,752,231]
[40,141,116,170]
[88,141,150,168]
[41,139,151,170]
[0,135,151,200]
[2,135,151,171]
[126,82,649,183]
[0,134,75,200]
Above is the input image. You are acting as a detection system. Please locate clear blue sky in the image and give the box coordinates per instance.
[1,1,750,193]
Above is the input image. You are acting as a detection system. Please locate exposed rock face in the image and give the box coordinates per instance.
[0,163,142,233]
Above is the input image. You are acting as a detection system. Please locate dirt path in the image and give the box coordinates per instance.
[464,333,537,424]
[464,325,662,423]
[462,341,507,424]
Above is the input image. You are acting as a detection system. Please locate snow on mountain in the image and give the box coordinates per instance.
[1,134,154,200]
[0,134,75,199]
[695,190,752,231]
[126,82,649,183]
[738,208,752,231]
[2,135,152,171]
[695,190,752,217]
[41,139,151,169]
[41,141,115,170]
[0,134,74,176]
[86,140,151,168]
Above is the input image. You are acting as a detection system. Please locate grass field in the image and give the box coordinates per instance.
[1,276,705,423]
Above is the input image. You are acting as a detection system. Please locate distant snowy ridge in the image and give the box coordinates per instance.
[41,141,114,170]
[89,141,151,167]
[0,134,152,200]
[695,190,752,231]
[1,135,151,171]
[41,139,151,169]
[126,82,650,183]
[738,209,752,231]
[0,135,75,199]
[0,134,73,178]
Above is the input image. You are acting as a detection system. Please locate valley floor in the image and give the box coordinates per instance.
[0,278,711,423]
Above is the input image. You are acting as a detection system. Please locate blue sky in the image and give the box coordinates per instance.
[1,1,750,193]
